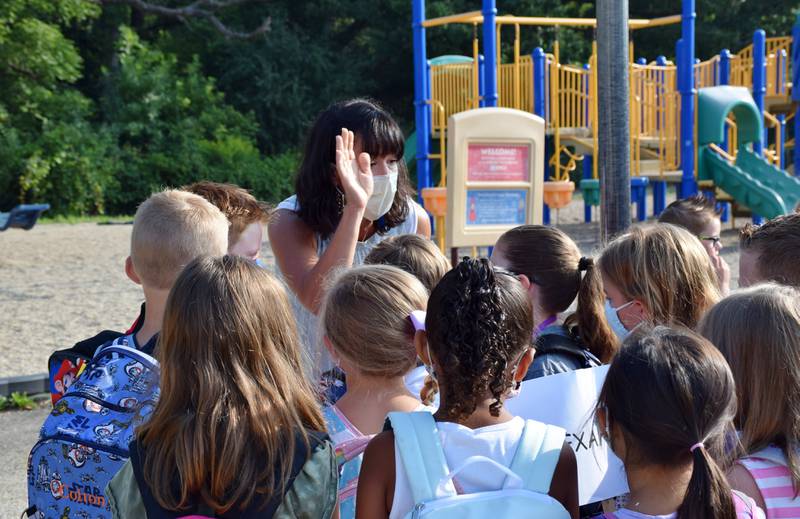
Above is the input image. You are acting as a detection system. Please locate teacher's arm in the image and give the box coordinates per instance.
[416,204,432,238]
[269,205,364,314]
[269,128,373,314]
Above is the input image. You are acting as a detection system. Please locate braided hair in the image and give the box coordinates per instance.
[425,257,533,421]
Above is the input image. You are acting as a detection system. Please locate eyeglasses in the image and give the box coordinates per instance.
[698,235,721,246]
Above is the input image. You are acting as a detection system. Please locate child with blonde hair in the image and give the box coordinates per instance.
[321,264,430,519]
[364,233,450,293]
[596,326,763,518]
[599,224,720,341]
[107,256,337,517]
[699,284,800,517]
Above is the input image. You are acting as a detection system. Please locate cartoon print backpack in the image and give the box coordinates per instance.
[388,411,571,519]
[48,330,125,405]
[26,335,160,519]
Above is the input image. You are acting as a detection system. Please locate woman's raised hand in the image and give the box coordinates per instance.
[335,128,373,211]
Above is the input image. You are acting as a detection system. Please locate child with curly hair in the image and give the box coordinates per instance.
[356,258,578,519]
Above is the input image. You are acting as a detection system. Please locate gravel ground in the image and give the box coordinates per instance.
[0,196,750,515]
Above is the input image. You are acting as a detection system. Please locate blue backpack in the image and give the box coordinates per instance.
[26,335,160,519]
[388,412,571,519]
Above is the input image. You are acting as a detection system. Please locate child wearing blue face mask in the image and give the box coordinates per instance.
[597,224,721,340]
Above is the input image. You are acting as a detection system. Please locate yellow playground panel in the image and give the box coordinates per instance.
[425,14,793,186]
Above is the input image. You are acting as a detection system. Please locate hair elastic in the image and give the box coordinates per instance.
[409,310,426,332]
[578,257,592,272]
[689,442,704,453]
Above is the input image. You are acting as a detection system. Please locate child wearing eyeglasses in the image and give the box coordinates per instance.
[658,195,729,294]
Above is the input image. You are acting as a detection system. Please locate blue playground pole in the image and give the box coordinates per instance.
[412,0,431,193]
[478,54,486,107]
[653,55,668,216]
[778,114,786,169]
[719,49,731,152]
[792,13,800,176]
[678,0,698,199]
[716,48,732,222]
[532,48,546,117]
[753,30,766,157]
[532,47,549,223]
[482,0,498,107]
[752,30,766,224]
[582,62,593,223]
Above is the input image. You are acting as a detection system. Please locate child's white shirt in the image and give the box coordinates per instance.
[389,416,526,519]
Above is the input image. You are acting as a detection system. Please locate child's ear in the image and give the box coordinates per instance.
[513,348,535,382]
[516,273,531,290]
[125,256,142,285]
[414,330,430,364]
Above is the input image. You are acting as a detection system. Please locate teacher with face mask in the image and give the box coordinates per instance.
[269,99,431,380]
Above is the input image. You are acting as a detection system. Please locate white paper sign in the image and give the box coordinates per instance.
[505,365,629,505]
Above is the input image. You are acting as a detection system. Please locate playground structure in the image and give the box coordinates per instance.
[411,0,800,246]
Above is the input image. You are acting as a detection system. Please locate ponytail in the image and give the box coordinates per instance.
[677,446,736,519]
[426,258,533,422]
[565,257,618,363]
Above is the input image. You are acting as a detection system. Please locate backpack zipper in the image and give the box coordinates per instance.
[35,433,130,458]
[66,391,132,413]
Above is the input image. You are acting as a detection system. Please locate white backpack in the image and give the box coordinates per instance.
[388,411,571,519]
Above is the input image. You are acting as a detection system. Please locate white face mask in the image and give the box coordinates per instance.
[363,171,398,221]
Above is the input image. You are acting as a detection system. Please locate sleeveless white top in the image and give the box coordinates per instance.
[275,195,426,379]
[389,416,526,519]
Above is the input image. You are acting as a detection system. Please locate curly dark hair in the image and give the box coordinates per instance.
[295,98,414,239]
[425,257,533,421]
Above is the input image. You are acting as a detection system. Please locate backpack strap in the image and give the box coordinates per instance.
[508,420,567,494]
[388,411,455,503]
[535,332,600,368]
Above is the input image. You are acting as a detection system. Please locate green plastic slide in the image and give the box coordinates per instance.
[697,86,800,218]
[701,147,798,219]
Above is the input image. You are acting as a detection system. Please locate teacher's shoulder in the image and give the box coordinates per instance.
[268,208,315,253]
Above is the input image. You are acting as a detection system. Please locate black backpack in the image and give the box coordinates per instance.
[533,331,601,371]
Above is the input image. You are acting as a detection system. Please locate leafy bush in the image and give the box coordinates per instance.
[101,28,291,213]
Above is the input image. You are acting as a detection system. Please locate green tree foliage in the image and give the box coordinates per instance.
[99,27,294,213]
[1,0,797,216]
[0,0,116,214]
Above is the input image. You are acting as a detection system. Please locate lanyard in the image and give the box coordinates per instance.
[536,315,558,333]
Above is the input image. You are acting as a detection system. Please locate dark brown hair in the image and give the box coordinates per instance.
[182,181,269,246]
[739,213,800,287]
[137,256,325,514]
[598,326,737,519]
[364,234,450,292]
[425,257,533,421]
[658,195,721,236]
[495,225,617,362]
[295,98,414,238]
